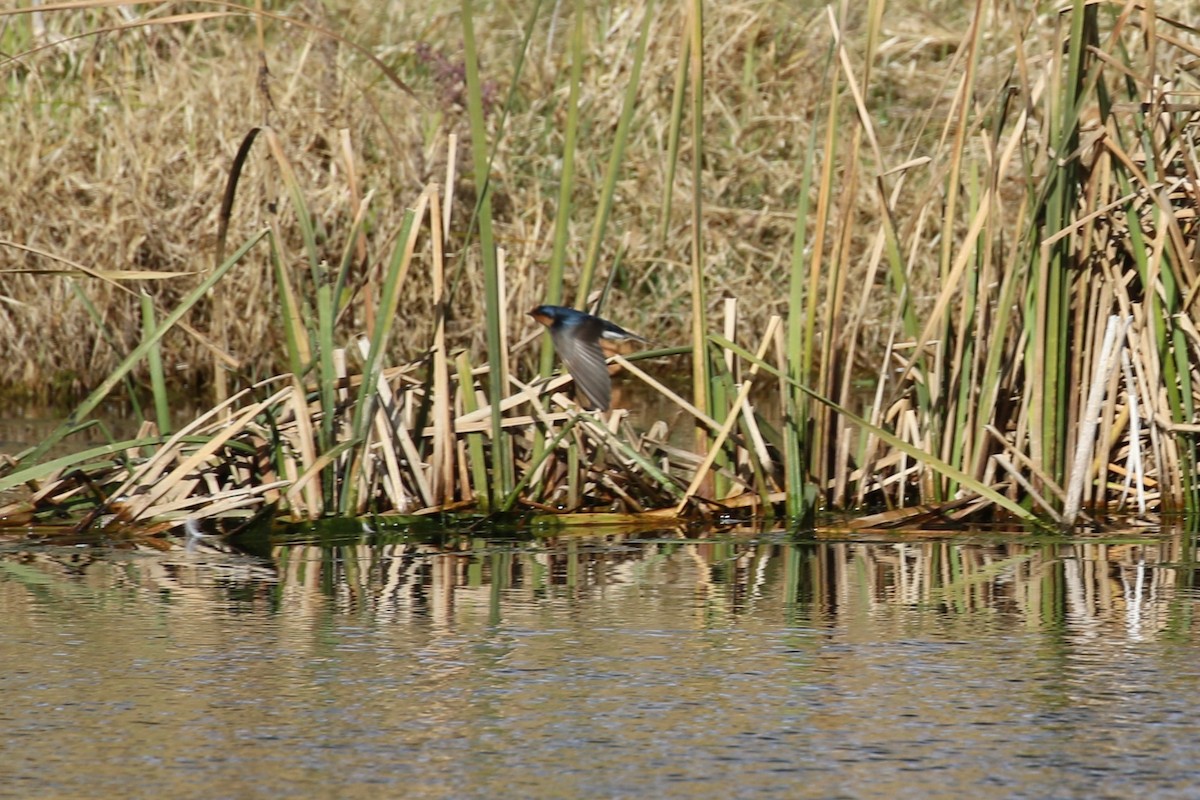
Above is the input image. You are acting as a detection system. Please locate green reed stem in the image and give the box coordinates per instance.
[801,32,840,507]
[500,416,580,513]
[531,0,585,469]
[140,291,171,436]
[270,229,308,382]
[342,206,419,515]
[315,280,337,506]
[575,0,656,306]
[67,280,146,423]
[782,63,828,520]
[462,0,512,506]
[658,9,689,245]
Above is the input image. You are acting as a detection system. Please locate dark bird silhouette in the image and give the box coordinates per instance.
[529,305,649,411]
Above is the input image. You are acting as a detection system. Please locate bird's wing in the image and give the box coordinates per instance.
[551,327,611,411]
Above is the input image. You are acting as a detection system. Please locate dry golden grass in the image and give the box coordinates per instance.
[1,0,1038,401]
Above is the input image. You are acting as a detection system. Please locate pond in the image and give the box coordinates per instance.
[2,524,1199,798]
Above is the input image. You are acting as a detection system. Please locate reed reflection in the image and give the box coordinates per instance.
[259,530,1199,642]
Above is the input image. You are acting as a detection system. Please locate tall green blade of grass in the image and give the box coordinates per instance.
[968,199,1026,485]
[1134,129,1197,512]
[263,129,322,292]
[913,0,983,501]
[782,56,829,520]
[657,9,689,245]
[329,192,374,328]
[1171,325,1198,515]
[270,228,309,382]
[315,281,337,507]
[541,0,584,364]
[462,0,513,507]
[68,280,146,423]
[1030,1,1090,494]
[532,0,585,469]
[944,160,982,495]
[804,30,841,504]
[341,205,420,515]
[824,0,887,508]
[575,0,656,306]
[263,126,340,508]
[1130,205,1192,512]
[953,72,1029,490]
[140,291,171,436]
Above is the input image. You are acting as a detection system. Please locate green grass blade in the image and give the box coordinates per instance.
[140,291,171,435]
[0,436,173,495]
[342,204,421,515]
[462,0,515,504]
[657,11,689,245]
[67,279,145,422]
[270,228,310,380]
[575,0,656,306]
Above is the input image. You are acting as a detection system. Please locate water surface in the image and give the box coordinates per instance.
[2,526,1198,798]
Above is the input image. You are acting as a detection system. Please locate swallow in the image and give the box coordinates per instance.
[529,304,649,411]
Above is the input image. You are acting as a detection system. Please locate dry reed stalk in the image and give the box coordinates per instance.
[674,316,780,513]
[984,425,1068,505]
[119,391,283,520]
[611,356,721,433]
[429,187,454,506]
[383,379,433,509]
[992,455,1062,524]
[105,383,275,499]
[142,480,289,522]
[288,380,323,518]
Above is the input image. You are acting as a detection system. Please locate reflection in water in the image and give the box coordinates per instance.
[2,529,1199,798]
[267,532,1199,639]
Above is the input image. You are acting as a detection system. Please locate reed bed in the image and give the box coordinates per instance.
[0,325,788,528]
[3,1,1200,530]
